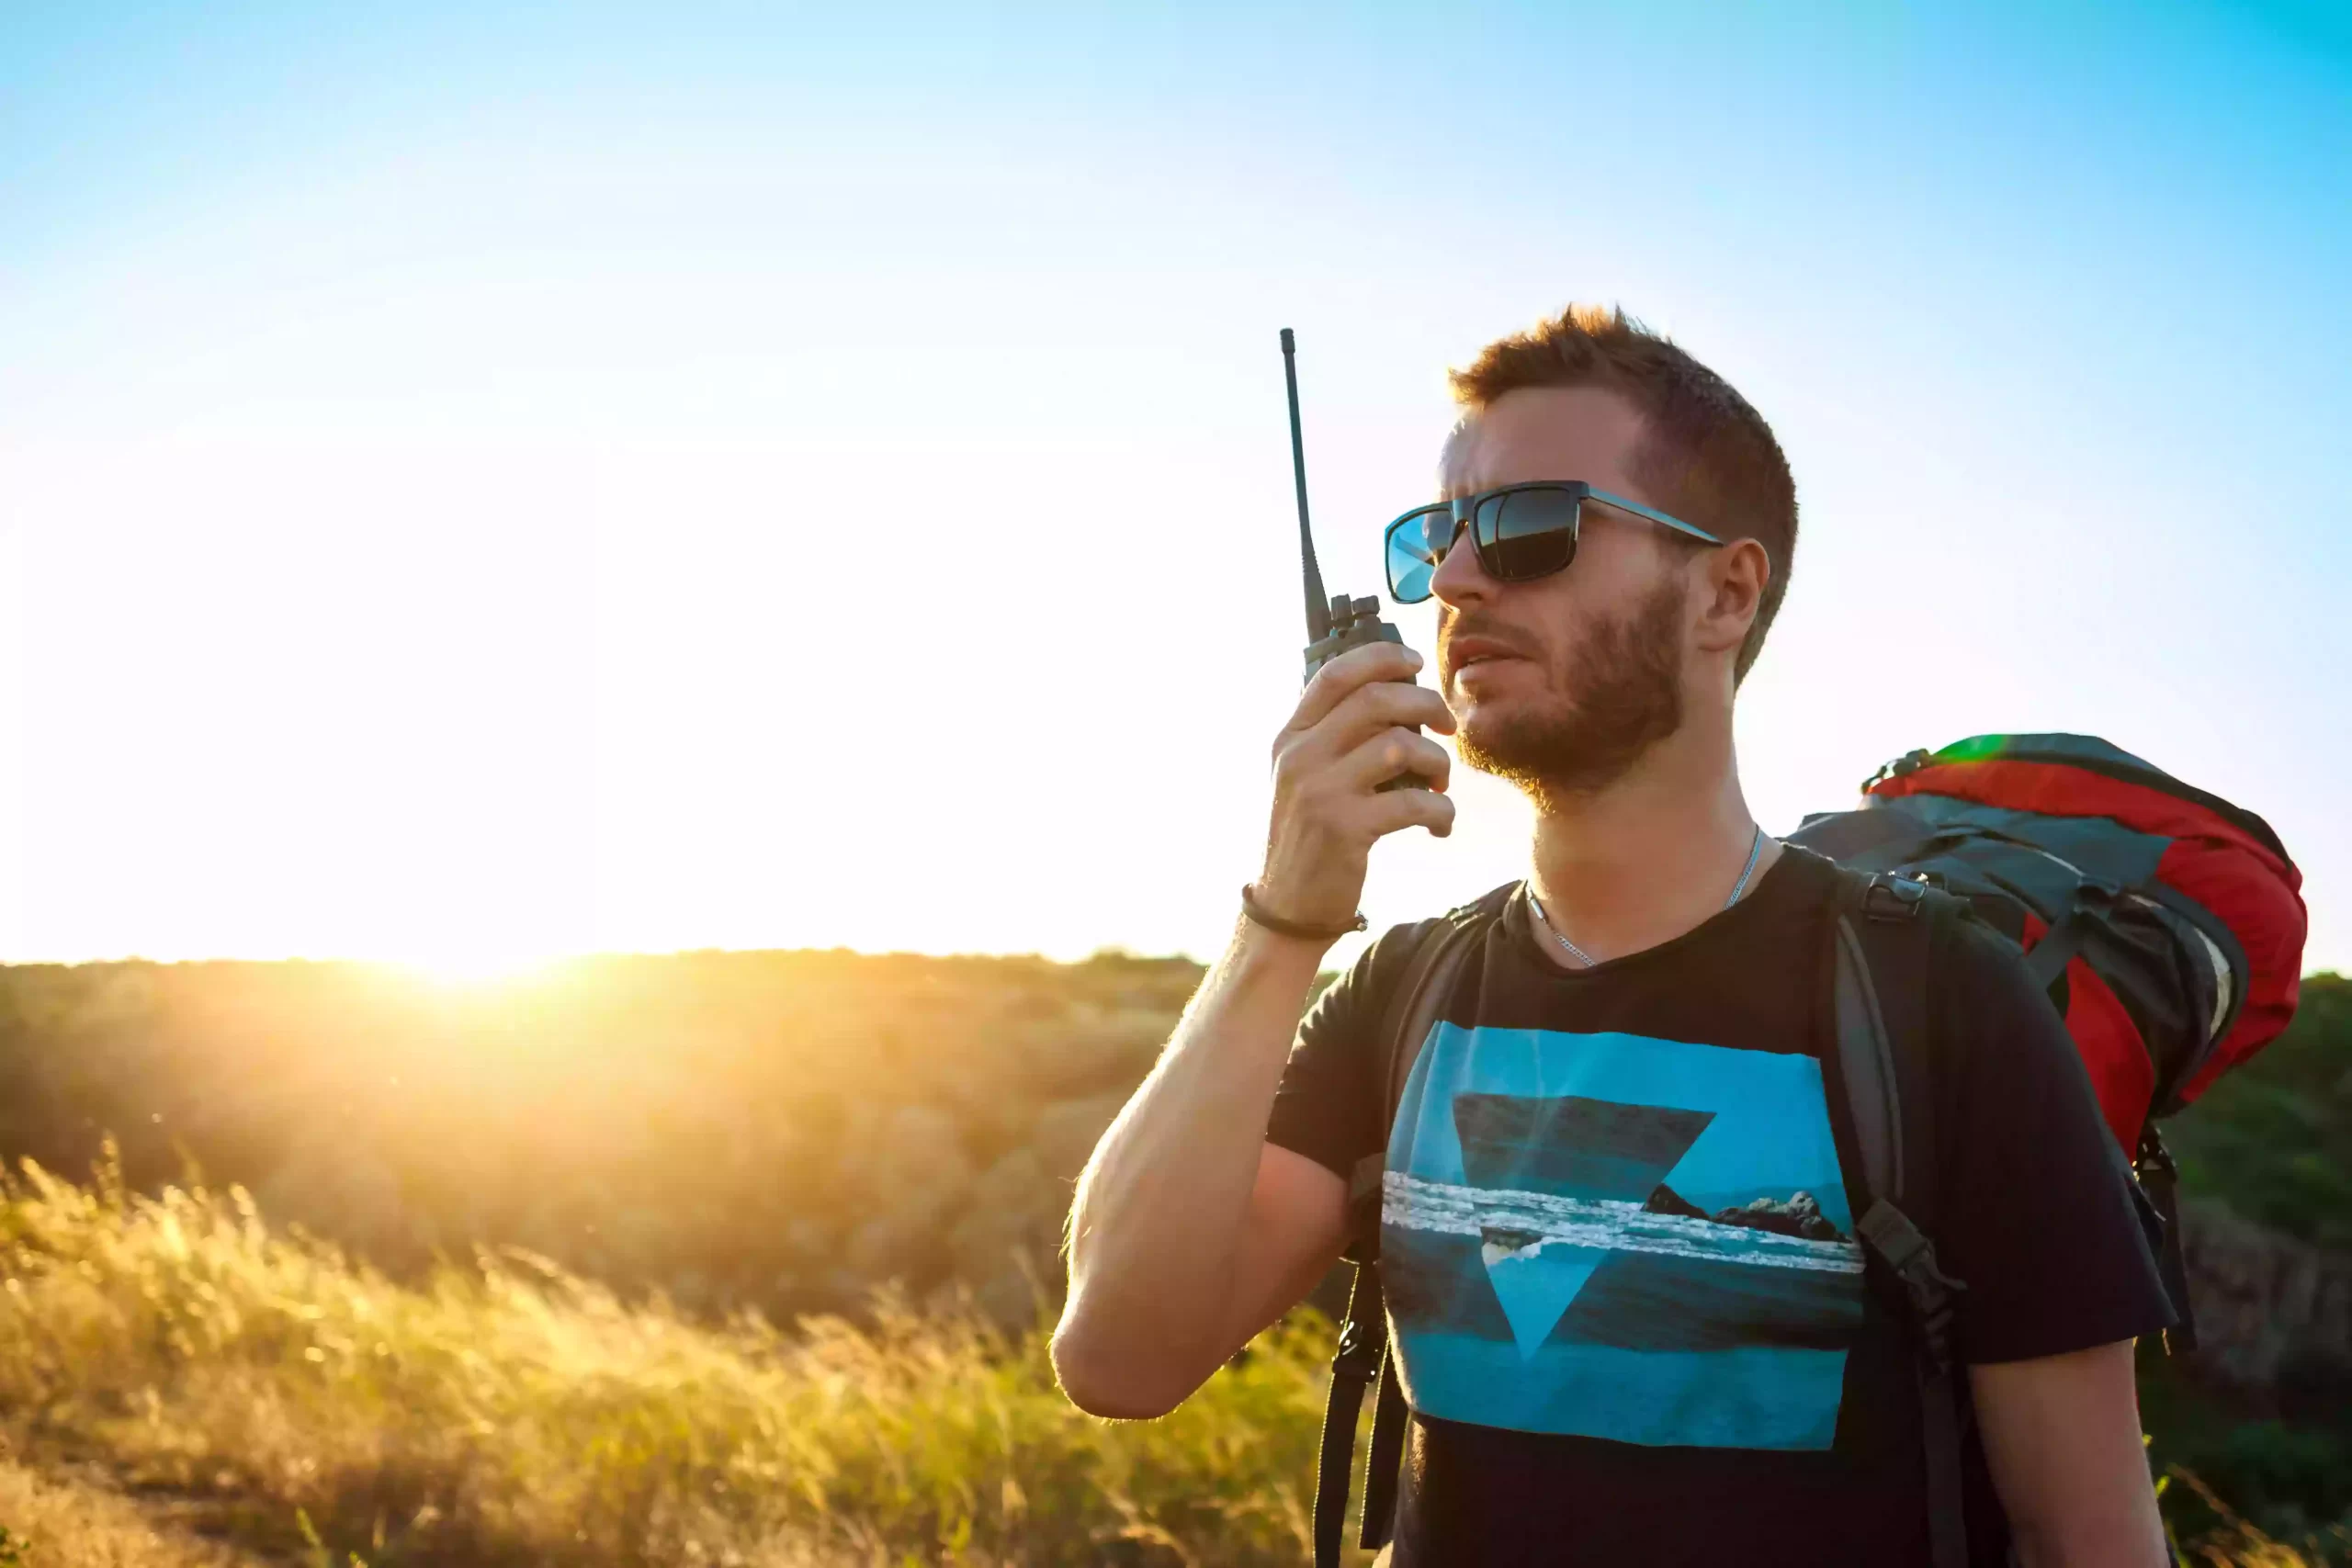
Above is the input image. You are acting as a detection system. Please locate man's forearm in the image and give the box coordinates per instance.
[1054,922,1327,1405]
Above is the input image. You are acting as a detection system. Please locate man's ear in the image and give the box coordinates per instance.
[1691,537,1770,660]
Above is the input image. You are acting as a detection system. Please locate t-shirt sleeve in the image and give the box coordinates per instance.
[1930,911,2177,1365]
[1262,922,1424,1181]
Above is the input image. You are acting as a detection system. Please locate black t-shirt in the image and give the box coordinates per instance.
[1267,846,2171,1567]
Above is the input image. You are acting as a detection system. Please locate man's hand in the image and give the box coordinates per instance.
[1257,641,1458,931]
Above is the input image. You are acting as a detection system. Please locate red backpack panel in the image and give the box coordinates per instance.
[1793,734,2306,1149]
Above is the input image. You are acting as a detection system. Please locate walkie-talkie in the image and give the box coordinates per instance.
[1279,328,1421,790]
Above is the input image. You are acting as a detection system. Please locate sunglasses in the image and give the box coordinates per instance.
[1383,481,1723,604]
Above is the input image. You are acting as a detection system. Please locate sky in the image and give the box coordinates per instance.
[2,1,2347,975]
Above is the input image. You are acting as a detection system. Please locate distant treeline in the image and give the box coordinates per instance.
[0,949,1196,1325]
[0,953,2342,1303]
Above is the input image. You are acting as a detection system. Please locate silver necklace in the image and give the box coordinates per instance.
[1527,825,1769,970]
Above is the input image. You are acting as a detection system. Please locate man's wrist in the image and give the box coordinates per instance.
[1228,909,1344,975]
[1238,882,1366,942]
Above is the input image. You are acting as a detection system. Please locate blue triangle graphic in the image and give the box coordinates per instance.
[1480,1239,1606,1360]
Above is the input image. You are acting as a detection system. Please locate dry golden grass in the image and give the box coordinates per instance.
[0,1157,1340,1566]
[2166,1468,2349,1568]
[0,1156,2324,1567]
[0,1453,266,1566]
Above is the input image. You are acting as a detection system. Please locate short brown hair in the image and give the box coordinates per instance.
[1451,304,1796,683]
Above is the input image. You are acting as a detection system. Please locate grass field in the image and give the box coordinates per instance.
[0,1156,2332,1568]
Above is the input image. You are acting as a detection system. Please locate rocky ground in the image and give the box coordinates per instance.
[2179,1198,2352,1420]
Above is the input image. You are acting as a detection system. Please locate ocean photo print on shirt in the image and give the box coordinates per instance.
[1381,1022,1866,1450]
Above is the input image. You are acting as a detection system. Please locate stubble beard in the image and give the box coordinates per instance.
[1452,573,1689,809]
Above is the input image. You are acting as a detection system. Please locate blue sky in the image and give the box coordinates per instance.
[2,2,2346,971]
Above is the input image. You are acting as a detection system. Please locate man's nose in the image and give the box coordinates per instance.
[1429,520,1492,609]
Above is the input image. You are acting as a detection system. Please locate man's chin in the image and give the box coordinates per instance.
[1453,682,1549,733]
[1453,710,1544,778]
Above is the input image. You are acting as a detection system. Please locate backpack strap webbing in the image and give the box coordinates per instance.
[1312,886,1510,1568]
[1312,1261,1389,1568]
[2134,1124,2199,1354]
[1829,869,1973,1568]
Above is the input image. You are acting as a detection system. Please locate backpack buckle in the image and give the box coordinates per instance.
[1332,1301,1385,1383]
[1857,1200,1968,1371]
[1863,874,1930,923]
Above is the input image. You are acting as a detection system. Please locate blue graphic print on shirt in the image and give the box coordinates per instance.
[1381,1023,1866,1451]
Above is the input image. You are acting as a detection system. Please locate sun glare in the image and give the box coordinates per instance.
[396,947,570,987]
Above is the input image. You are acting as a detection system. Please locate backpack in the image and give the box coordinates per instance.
[1310,734,2304,1568]
[1788,733,2307,1348]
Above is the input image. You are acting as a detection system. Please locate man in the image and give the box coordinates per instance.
[1052,305,2174,1566]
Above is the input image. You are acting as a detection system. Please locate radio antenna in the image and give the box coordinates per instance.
[1279,328,1331,643]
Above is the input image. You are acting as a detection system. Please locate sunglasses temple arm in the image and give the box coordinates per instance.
[1599,491,1723,545]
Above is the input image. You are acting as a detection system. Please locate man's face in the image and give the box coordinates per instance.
[1431,385,1694,801]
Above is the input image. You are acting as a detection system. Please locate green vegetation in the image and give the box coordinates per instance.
[2146,1344,2352,1559]
[2170,973,2352,1251]
[2145,973,2352,1551]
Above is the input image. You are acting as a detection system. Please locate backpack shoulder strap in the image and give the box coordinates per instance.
[1314,885,1510,1568]
[1826,867,1973,1568]
[1830,868,1939,1211]
[1336,882,1517,1257]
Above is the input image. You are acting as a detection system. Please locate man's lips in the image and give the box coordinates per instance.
[1442,635,1530,680]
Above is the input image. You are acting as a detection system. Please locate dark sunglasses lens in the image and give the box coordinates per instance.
[1385,509,1449,603]
[1476,490,1579,581]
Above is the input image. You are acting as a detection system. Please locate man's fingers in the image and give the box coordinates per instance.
[1287,641,1425,734]
[1338,727,1451,794]
[1360,784,1457,840]
[1261,641,1458,919]
[1326,677,1454,741]
[1283,680,1453,774]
